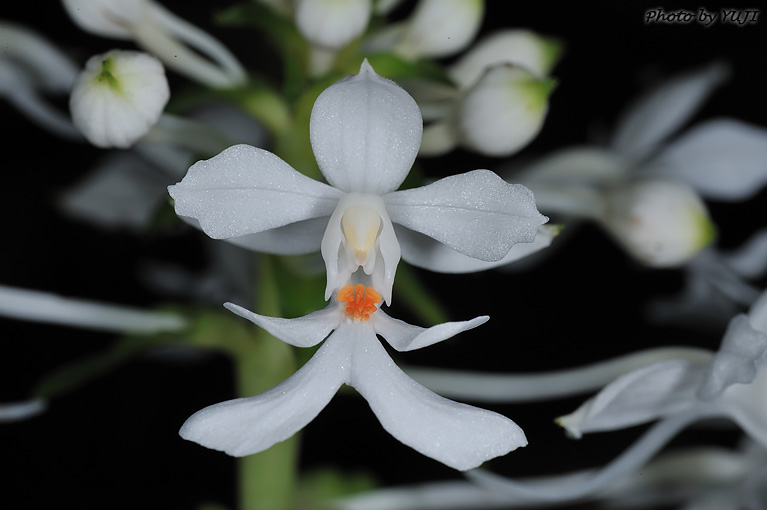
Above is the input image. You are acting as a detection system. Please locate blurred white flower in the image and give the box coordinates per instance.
[448,29,562,87]
[0,21,82,139]
[419,60,556,157]
[294,0,372,49]
[647,229,767,329]
[600,178,716,267]
[0,284,187,334]
[180,282,526,471]
[70,49,170,148]
[61,0,246,88]
[390,0,484,60]
[169,60,547,304]
[557,288,767,446]
[451,64,555,157]
[367,0,483,60]
[335,442,766,510]
[515,62,767,269]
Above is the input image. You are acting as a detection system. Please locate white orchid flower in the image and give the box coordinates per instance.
[0,21,82,140]
[168,60,547,304]
[515,62,767,270]
[61,0,246,88]
[180,283,526,471]
[557,288,767,447]
[70,49,170,149]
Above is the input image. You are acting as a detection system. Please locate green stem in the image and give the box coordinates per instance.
[236,255,298,510]
[392,264,449,325]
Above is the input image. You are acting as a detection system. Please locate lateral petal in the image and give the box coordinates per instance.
[647,118,767,201]
[310,60,422,194]
[610,62,728,160]
[350,328,526,470]
[168,144,342,240]
[179,330,354,456]
[373,308,488,352]
[397,224,557,273]
[224,302,341,348]
[226,217,330,255]
[385,170,547,262]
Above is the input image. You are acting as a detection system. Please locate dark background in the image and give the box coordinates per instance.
[1,1,766,508]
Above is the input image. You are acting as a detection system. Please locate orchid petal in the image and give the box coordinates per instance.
[723,229,767,280]
[610,61,728,159]
[1,74,83,140]
[350,328,526,470]
[0,21,78,92]
[179,331,353,456]
[397,224,557,273]
[720,367,767,450]
[749,289,767,333]
[145,2,246,88]
[224,302,341,348]
[0,284,187,334]
[310,60,422,194]
[514,146,629,186]
[62,0,145,39]
[648,118,767,200]
[448,29,561,88]
[0,399,47,423]
[168,144,342,240]
[393,0,483,59]
[226,217,330,255]
[557,360,707,438]
[385,170,547,262]
[61,151,172,229]
[698,314,767,401]
[406,347,713,403]
[373,309,488,352]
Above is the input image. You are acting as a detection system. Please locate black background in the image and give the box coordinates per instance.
[1,1,766,508]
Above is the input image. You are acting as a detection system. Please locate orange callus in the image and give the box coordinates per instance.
[337,284,382,321]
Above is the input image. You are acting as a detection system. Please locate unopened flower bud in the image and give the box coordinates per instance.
[456,64,555,156]
[448,29,562,88]
[600,178,716,267]
[394,0,484,59]
[294,0,372,49]
[70,50,170,149]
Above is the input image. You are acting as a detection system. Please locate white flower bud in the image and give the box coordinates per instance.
[70,50,170,149]
[456,64,555,156]
[600,178,716,267]
[394,0,484,59]
[448,29,562,88]
[294,0,372,49]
